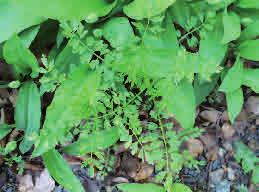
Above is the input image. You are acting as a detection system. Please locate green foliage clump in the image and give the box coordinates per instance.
[0,0,259,192]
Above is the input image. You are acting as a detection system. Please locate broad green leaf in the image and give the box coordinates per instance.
[33,66,100,157]
[0,124,14,140]
[222,12,241,44]
[43,149,85,192]
[4,141,17,154]
[239,21,259,42]
[158,79,196,129]
[0,1,44,43]
[36,0,117,22]
[235,8,259,26]
[117,183,165,192]
[143,12,178,56]
[3,34,39,78]
[170,80,196,129]
[123,0,176,20]
[237,0,259,9]
[64,128,119,155]
[194,74,219,105]
[226,88,244,123]
[242,69,259,93]
[0,0,116,43]
[54,41,82,74]
[198,14,227,80]
[19,25,40,48]
[238,40,259,61]
[171,183,192,192]
[102,17,136,48]
[219,57,244,93]
[15,81,41,154]
[169,0,192,30]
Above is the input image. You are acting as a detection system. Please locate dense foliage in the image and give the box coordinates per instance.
[0,0,259,191]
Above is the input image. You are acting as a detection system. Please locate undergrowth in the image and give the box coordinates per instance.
[0,0,259,191]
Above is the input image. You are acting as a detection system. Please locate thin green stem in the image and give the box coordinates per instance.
[88,88,145,121]
[159,118,170,172]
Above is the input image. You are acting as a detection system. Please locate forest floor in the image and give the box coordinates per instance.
[0,78,258,192]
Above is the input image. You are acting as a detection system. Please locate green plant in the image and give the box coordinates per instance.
[0,0,259,192]
[234,141,259,184]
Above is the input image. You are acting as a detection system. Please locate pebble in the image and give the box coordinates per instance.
[210,169,224,185]
[210,157,224,171]
[223,142,233,152]
[221,123,235,140]
[0,172,7,188]
[187,139,204,157]
[215,180,231,192]
[227,168,235,181]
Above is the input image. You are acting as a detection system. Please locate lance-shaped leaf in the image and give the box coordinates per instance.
[117,183,165,192]
[3,34,39,78]
[219,57,244,93]
[171,183,192,192]
[43,149,85,192]
[226,88,244,123]
[123,0,176,20]
[158,79,196,129]
[64,128,119,155]
[222,12,241,44]
[19,25,40,48]
[15,81,41,154]
[33,66,100,157]
[0,124,14,140]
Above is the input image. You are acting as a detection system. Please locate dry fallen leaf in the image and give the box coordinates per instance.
[200,110,222,123]
[235,109,248,121]
[135,164,154,181]
[200,133,219,161]
[120,152,141,178]
[245,96,259,115]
